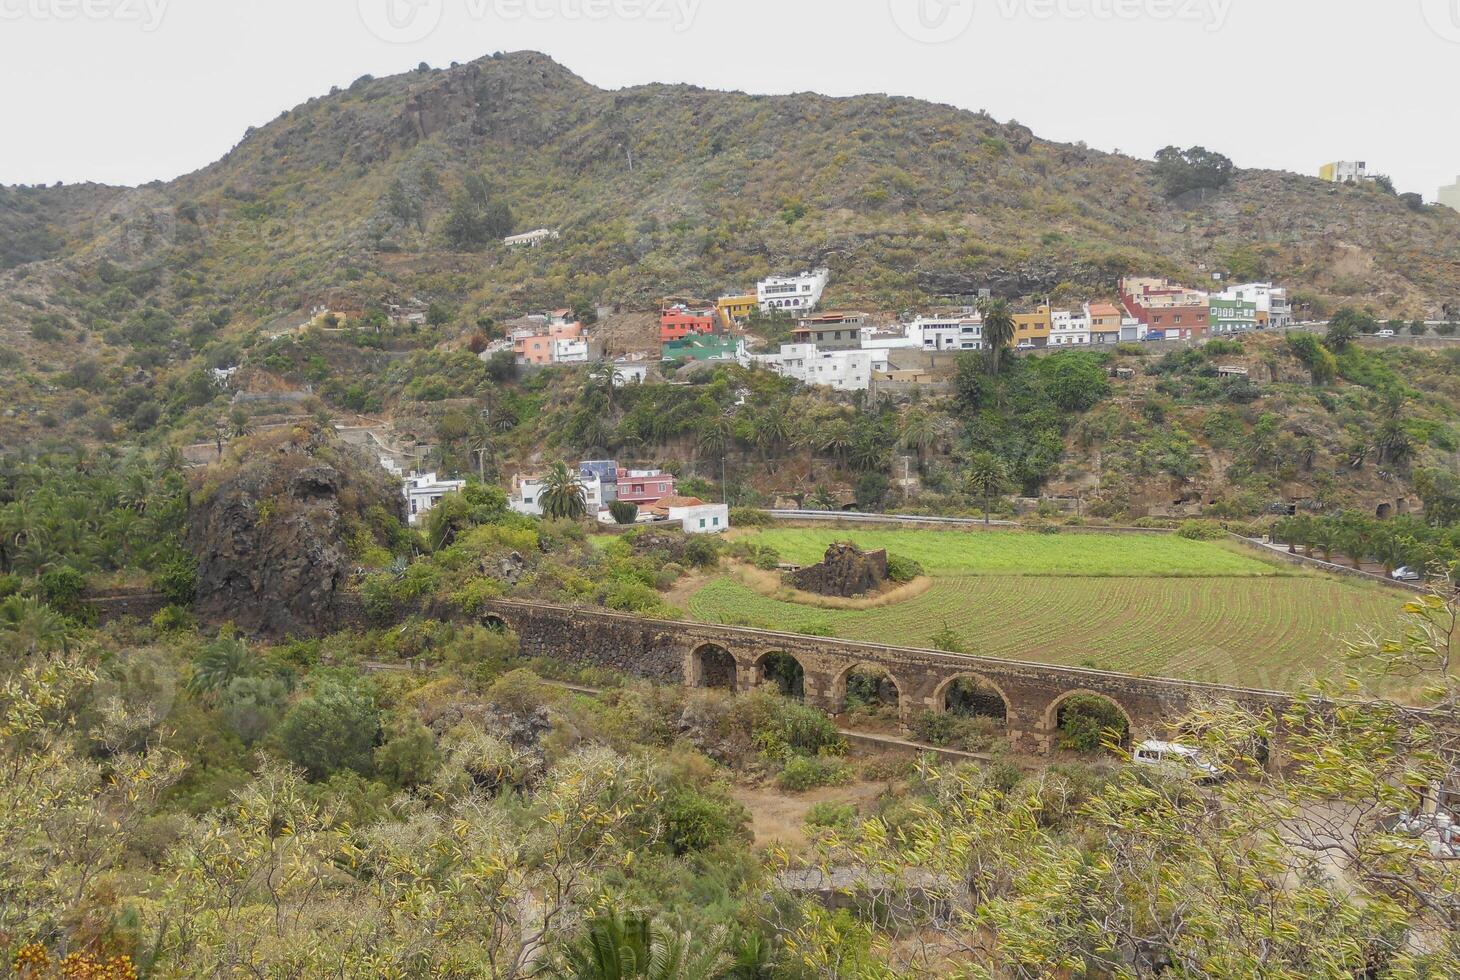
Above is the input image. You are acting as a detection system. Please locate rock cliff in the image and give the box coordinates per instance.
[188,425,404,636]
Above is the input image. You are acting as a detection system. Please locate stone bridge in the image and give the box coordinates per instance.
[480,599,1291,757]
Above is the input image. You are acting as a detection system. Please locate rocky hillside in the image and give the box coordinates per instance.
[188,425,405,636]
[4,50,1460,349]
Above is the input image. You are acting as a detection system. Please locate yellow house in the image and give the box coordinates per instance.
[1012,305,1052,349]
[717,294,757,329]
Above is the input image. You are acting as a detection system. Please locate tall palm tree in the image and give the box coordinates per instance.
[820,420,854,465]
[965,451,1011,525]
[979,297,1016,377]
[898,409,937,463]
[696,413,735,459]
[752,407,791,459]
[539,461,588,520]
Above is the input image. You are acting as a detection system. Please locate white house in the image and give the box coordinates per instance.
[1221,282,1294,329]
[404,472,467,526]
[756,344,888,392]
[509,471,604,517]
[669,502,730,535]
[595,361,650,385]
[504,228,560,248]
[1049,310,1091,346]
[757,268,830,313]
[552,338,589,363]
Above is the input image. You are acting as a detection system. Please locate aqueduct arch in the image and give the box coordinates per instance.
[934,672,1012,729]
[831,662,907,718]
[688,643,738,690]
[1042,689,1136,754]
[756,651,806,699]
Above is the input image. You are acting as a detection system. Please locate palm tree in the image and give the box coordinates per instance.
[898,409,937,463]
[227,408,253,439]
[820,419,854,465]
[979,298,1016,376]
[539,461,588,520]
[696,413,735,458]
[965,451,1011,525]
[553,910,727,980]
[187,635,252,697]
[752,407,791,458]
[807,486,837,511]
[0,595,74,658]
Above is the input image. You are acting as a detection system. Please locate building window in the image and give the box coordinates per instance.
[699,519,707,528]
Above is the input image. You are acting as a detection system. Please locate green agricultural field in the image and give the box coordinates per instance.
[684,527,1406,690]
[739,526,1280,577]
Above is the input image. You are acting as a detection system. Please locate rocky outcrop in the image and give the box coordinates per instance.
[188,425,404,636]
[790,543,888,598]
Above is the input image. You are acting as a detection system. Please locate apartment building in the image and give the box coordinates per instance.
[1049,309,1091,346]
[1012,305,1053,348]
[757,268,830,312]
[660,304,718,342]
[1119,278,1209,340]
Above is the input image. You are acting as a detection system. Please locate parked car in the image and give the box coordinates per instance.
[1392,566,1421,581]
[1132,740,1222,781]
[1378,329,1396,338]
[1016,341,1035,350]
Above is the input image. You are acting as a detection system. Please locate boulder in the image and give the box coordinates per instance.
[790,542,889,598]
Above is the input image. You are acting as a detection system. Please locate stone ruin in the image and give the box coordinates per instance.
[789,542,888,598]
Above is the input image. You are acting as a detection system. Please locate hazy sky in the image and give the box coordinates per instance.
[2,0,1458,199]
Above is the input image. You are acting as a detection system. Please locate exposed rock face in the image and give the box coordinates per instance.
[188,426,404,636]
[790,543,888,598]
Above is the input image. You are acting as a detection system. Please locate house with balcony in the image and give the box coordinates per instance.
[1049,309,1091,346]
[757,268,830,313]
[616,469,676,507]
[791,311,870,350]
[403,472,467,526]
[1208,296,1260,334]
[1220,282,1293,329]
[660,304,719,342]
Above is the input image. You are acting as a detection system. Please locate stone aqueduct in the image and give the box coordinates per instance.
[479,599,1292,757]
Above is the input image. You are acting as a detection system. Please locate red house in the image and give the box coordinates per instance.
[1119,277,1210,340]
[660,305,718,343]
[616,468,676,506]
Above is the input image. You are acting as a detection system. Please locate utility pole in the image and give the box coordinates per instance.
[722,454,729,506]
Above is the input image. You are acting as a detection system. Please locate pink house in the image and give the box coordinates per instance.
[513,320,583,365]
[616,468,676,506]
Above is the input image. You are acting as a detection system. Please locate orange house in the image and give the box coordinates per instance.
[660,305,718,342]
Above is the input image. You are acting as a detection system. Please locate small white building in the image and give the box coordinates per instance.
[1049,310,1091,346]
[509,472,604,517]
[504,228,560,248]
[552,338,589,363]
[1119,317,1148,343]
[756,344,888,392]
[603,361,650,384]
[669,502,730,535]
[404,472,467,526]
[909,316,983,352]
[757,268,830,313]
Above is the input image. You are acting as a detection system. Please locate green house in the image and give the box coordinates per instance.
[661,335,747,363]
[1208,297,1259,335]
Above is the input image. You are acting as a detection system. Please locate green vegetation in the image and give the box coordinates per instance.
[734,527,1276,577]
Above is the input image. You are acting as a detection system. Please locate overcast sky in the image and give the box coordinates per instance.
[2,0,1457,199]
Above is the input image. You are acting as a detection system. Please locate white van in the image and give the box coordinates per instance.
[1132,740,1222,781]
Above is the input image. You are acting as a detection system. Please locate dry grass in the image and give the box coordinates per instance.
[725,561,935,610]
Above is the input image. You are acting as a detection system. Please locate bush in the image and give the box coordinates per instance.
[38,566,89,620]
[732,689,844,760]
[777,754,854,792]
[608,500,639,525]
[1177,520,1225,540]
[277,681,381,781]
[661,785,749,854]
[730,507,771,527]
[486,668,552,716]
[151,605,195,633]
[1056,695,1129,753]
[682,536,721,569]
[805,801,857,829]
[884,553,924,583]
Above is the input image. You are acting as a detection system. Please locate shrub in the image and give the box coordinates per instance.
[608,500,639,525]
[682,536,721,569]
[661,786,749,854]
[151,605,195,633]
[486,668,552,716]
[732,689,844,759]
[805,801,857,829]
[38,567,89,620]
[1056,695,1130,753]
[1177,520,1225,540]
[730,507,770,526]
[884,553,924,583]
[777,755,854,792]
[277,681,381,781]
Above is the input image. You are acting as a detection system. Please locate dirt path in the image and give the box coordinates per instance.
[731,780,888,849]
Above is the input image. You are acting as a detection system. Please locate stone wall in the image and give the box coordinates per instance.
[478,598,1293,756]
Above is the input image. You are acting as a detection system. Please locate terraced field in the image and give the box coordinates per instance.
[683,528,1406,690]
